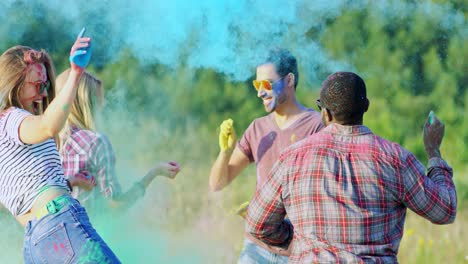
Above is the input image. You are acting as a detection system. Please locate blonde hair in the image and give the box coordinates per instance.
[0,46,56,112]
[57,68,103,150]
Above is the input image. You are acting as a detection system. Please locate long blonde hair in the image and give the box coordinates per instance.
[57,68,103,150]
[0,46,56,112]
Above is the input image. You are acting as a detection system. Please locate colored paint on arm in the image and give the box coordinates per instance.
[62,104,70,111]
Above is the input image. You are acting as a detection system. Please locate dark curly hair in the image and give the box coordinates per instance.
[320,72,368,124]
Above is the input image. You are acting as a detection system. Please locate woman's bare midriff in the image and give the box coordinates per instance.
[16,187,69,227]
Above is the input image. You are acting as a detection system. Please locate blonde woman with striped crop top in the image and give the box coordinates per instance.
[0,31,121,263]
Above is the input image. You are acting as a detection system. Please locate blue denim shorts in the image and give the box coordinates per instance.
[238,238,289,264]
[23,195,121,264]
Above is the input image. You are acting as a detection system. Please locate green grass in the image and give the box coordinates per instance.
[398,203,468,263]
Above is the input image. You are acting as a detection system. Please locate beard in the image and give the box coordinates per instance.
[264,99,276,112]
[264,92,287,113]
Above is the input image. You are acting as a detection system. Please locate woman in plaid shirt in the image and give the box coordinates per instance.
[56,69,181,213]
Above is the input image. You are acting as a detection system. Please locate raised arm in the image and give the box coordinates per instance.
[401,111,457,224]
[209,118,250,191]
[19,31,91,144]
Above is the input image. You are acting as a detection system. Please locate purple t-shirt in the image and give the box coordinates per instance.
[238,109,323,188]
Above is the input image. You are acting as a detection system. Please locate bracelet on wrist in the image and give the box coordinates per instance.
[66,179,73,192]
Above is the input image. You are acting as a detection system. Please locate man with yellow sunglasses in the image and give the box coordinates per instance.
[209,48,324,263]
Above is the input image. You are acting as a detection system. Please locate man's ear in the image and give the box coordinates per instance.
[325,108,333,122]
[363,98,369,113]
[321,107,333,124]
[287,73,295,90]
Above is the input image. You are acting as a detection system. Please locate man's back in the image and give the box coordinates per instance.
[249,123,456,263]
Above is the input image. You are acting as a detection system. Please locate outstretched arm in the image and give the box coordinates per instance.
[109,161,181,210]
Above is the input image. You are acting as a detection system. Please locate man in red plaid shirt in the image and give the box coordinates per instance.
[245,72,457,263]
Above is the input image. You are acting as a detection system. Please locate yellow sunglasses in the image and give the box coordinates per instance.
[252,77,284,91]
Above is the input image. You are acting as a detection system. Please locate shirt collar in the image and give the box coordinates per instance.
[323,123,372,136]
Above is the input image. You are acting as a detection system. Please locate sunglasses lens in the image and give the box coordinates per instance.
[262,80,272,90]
[253,80,273,91]
[40,81,50,94]
[253,80,260,90]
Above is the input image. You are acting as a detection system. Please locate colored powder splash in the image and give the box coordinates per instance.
[83,91,249,263]
[1,0,463,84]
[77,239,110,264]
[1,0,352,85]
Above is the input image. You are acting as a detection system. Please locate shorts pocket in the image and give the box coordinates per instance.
[33,222,75,264]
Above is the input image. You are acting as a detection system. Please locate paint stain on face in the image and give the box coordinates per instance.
[35,63,47,81]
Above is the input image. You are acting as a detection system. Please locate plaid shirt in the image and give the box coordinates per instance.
[60,127,122,210]
[246,124,457,263]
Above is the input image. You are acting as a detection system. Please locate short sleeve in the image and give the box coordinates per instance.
[0,108,31,145]
[238,122,255,162]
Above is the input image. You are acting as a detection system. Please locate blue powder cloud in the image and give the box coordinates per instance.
[0,0,464,82]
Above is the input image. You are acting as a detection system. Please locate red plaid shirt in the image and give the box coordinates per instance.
[246,124,457,263]
[60,127,122,210]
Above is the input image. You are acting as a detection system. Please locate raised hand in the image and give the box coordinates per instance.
[219,118,237,153]
[423,110,444,158]
[69,27,92,70]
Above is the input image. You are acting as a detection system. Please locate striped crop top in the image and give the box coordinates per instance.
[0,107,69,216]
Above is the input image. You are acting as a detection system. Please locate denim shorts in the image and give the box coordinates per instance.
[23,195,121,264]
[238,238,288,264]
